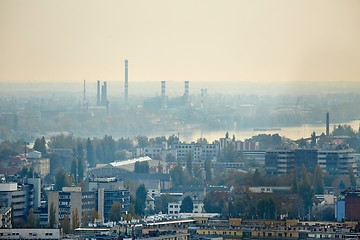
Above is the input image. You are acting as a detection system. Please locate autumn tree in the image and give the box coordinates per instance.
[71,209,80,231]
[27,208,39,228]
[82,211,89,227]
[48,203,56,228]
[109,202,122,222]
[61,215,71,234]
[91,209,99,222]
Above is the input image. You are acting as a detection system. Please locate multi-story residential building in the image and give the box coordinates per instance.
[0,182,34,223]
[265,149,295,176]
[318,146,356,175]
[88,177,131,223]
[294,149,318,173]
[47,187,97,227]
[265,146,356,176]
[167,201,204,215]
[173,142,219,162]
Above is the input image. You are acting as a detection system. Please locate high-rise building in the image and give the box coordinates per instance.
[0,182,34,223]
[47,187,97,227]
[265,146,356,176]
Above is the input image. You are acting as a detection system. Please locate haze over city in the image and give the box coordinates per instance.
[1,0,360,84]
[3,1,360,239]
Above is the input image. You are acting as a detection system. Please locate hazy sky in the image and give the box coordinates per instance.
[1,0,360,83]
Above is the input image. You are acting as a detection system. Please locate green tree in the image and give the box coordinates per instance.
[86,138,95,168]
[349,166,356,187]
[313,164,325,194]
[55,169,71,191]
[70,159,77,183]
[136,136,149,148]
[48,133,76,149]
[180,196,194,213]
[205,159,212,183]
[154,194,177,214]
[170,161,185,187]
[135,184,147,215]
[134,161,149,173]
[109,202,122,222]
[165,153,176,162]
[256,198,276,219]
[298,166,314,216]
[77,158,84,183]
[75,142,85,183]
[196,138,208,144]
[220,144,244,162]
[310,131,317,148]
[167,134,179,146]
[291,173,298,193]
[186,153,193,175]
[33,136,46,154]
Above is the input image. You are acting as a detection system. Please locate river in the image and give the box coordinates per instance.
[152,120,360,143]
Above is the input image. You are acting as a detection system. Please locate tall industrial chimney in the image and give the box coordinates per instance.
[184,81,189,104]
[161,81,166,108]
[101,81,108,106]
[97,80,100,106]
[161,81,166,98]
[125,60,128,102]
[326,112,330,136]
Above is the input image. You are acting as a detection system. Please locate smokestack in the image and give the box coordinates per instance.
[161,81,166,108]
[201,88,204,109]
[97,80,100,106]
[326,112,329,136]
[184,81,189,104]
[104,81,107,105]
[161,81,166,98]
[125,60,128,102]
[83,80,86,111]
[101,82,108,106]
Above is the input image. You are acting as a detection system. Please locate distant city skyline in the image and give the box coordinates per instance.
[1,0,360,83]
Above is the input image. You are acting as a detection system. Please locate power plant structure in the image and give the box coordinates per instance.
[97,80,101,106]
[96,80,108,107]
[184,81,189,105]
[83,80,88,111]
[161,80,167,108]
[125,60,128,103]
